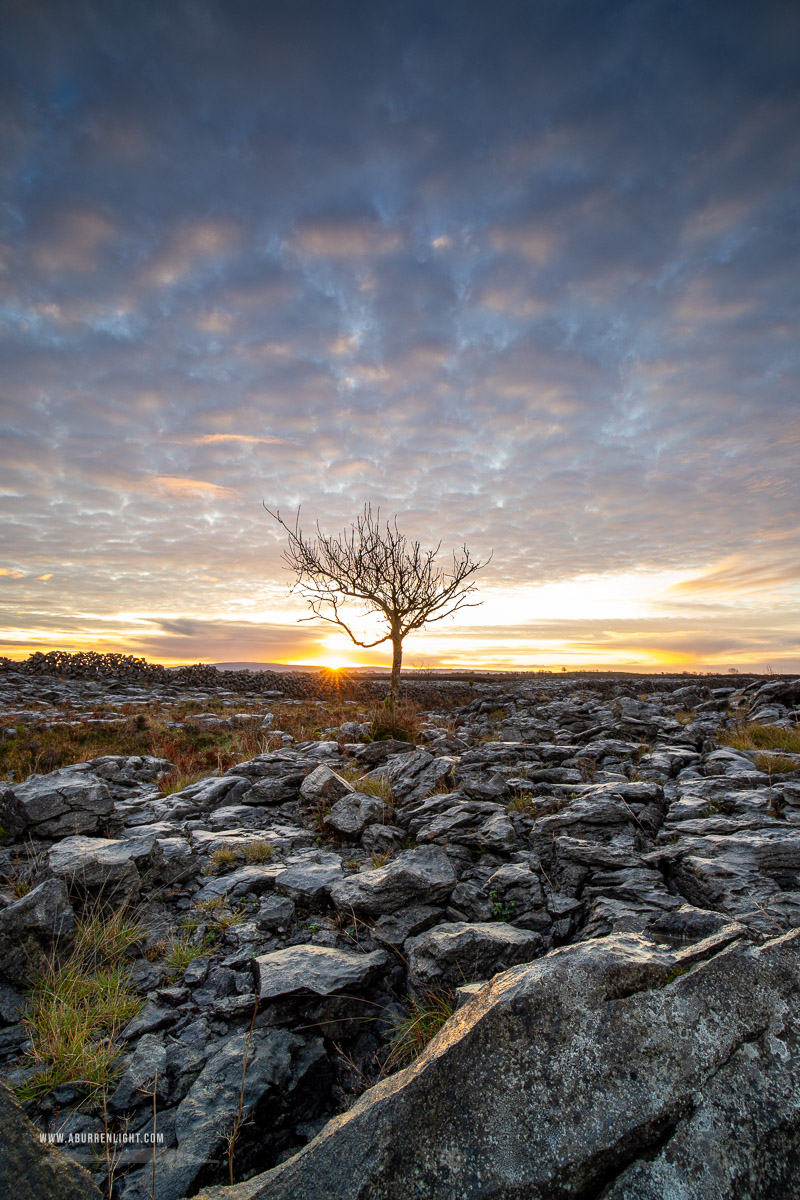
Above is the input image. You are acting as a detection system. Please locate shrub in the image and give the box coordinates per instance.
[368,697,422,743]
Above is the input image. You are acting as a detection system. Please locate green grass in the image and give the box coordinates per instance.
[74,906,143,964]
[163,932,209,973]
[506,794,535,815]
[383,989,456,1072]
[15,908,143,1102]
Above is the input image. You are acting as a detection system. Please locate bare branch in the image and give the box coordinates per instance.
[266,503,490,702]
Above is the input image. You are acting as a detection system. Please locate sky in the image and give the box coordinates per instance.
[1,0,799,673]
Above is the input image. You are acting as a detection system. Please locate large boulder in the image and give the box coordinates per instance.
[0,1081,102,1199]
[196,928,800,1200]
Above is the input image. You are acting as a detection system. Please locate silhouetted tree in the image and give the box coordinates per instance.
[266,504,490,705]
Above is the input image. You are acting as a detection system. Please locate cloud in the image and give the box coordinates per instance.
[192,434,295,446]
[149,477,239,500]
[0,0,798,670]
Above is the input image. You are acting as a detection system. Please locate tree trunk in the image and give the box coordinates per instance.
[390,636,403,707]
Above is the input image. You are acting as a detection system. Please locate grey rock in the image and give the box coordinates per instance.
[121,1002,178,1041]
[323,793,387,839]
[447,881,494,922]
[371,904,444,947]
[83,754,174,797]
[6,767,114,837]
[353,739,416,768]
[197,930,800,1200]
[0,1081,102,1199]
[253,945,388,1001]
[274,859,344,907]
[167,775,251,812]
[359,823,406,854]
[329,845,457,916]
[131,1028,329,1200]
[48,834,151,902]
[0,980,24,1024]
[406,920,542,992]
[0,787,28,838]
[194,864,283,903]
[108,1033,168,1112]
[0,879,75,984]
[424,802,518,854]
[299,765,353,806]
[183,958,209,986]
[649,826,800,934]
[372,748,457,804]
[483,861,544,914]
[255,895,296,932]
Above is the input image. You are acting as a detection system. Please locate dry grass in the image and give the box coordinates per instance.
[367,698,422,743]
[722,723,800,755]
[338,764,394,805]
[754,752,800,775]
[0,695,427,786]
[209,844,240,872]
[243,838,274,862]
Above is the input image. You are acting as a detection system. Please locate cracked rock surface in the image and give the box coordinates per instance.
[1,664,799,1198]
[199,928,800,1200]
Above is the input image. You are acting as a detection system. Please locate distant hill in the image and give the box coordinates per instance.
[211,661,390,674]
[212,661,319,674]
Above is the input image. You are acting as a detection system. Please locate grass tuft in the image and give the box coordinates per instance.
[209,844,240,872]
[163,933,208,973]
[383,989,455,1073]
[338,765,394,805]
[722,723,800,754]
[243,838,274,863]
[15,907,143,1102]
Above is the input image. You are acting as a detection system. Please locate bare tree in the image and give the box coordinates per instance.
[266,504,490,704]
